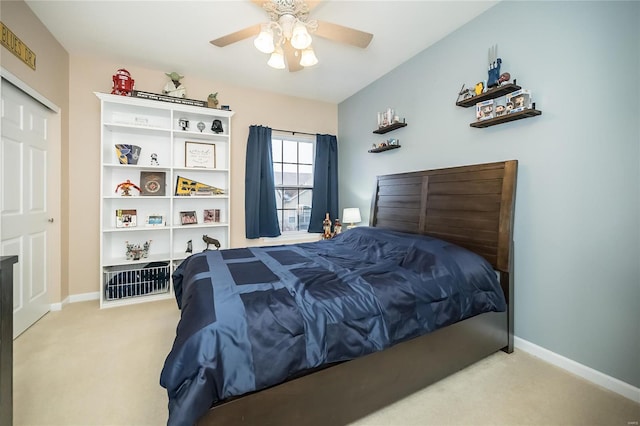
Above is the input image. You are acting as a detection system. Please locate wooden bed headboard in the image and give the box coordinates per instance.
[369,160,518,273]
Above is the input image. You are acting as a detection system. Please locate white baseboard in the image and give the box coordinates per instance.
[50,292,99,311]
[514,336,640,403]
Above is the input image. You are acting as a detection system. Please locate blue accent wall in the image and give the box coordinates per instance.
[338,1,639,387]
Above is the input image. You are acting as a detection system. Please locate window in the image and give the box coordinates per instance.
[272,134,314,233]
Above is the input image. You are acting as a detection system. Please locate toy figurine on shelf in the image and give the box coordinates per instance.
[334,219,342,236]
[322,213,332,240]
[207,92,219,109]
[474,81,484,96]
[150,153,159,166]
[186,240,193,253]
[111,68,135,96]
[115,179,141,196]
[457,83,474,103]
[202,235,221,250]
[125,240,151,261]
[487,44,502,88]
[162,71,186,98]
[498,72,511,85]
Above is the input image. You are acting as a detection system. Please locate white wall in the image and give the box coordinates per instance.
[338,1,639,387]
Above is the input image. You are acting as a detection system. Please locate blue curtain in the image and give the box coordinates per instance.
[308,134,339,233]
[245,125,281,239]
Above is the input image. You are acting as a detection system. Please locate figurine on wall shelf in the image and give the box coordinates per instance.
[487,44,502,88]
[498,72,511,85]
[207,92,219,109]
[457,83,474,102]
[111,68,135,96]
[115,179,141,196]
[178,117,189,131]
[186,239,193,253]
[162,71,186,98]
[150,153,159,166]
[197,121,206,132]
[474,82,484,96]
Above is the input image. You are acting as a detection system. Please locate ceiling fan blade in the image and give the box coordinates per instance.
[314,20,373,49]
[283,42,303,72]
[210,24,262,47]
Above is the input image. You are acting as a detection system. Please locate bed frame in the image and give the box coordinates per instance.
[197,160,518,426]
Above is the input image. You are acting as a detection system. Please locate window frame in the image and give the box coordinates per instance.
[271,132,315,234]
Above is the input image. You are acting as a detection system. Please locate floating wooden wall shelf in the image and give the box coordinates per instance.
[373,122,407,134]
[470,109,542,128]
[368,145,401,153]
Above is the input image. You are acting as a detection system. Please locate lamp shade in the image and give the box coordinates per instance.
[267,46,286,69]
[342,208,361,225]
[254,24,275,54]
[299,46,318,67]
[290,21,312,50]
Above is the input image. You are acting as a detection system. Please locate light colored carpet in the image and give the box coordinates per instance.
[14,299,640,426]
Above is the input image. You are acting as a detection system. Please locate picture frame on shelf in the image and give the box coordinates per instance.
[115,209,137,228]
[203,209,221,223]
[140,171,166,196]
[180,210,198,225]
[185,141,216,169]
[146,214,165,227]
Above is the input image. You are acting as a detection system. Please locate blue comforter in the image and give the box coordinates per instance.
[160,227,506,425]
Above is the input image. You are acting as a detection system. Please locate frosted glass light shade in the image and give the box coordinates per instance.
[343,208,361,227]
[254,25,275,54]
[290,22,312,50]
[299,47,318,67]
[267,47,286,69]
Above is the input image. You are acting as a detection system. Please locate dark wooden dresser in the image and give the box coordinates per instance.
[0,255,17,425]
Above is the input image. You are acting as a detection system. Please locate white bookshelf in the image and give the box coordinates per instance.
[96,92,234,308]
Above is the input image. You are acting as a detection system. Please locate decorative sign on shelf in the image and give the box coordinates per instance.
[0,21,36,70]
[131,90,208,108]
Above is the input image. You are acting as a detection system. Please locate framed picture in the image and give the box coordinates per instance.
[115,209,137,228]
[140,171,166,196]
[180,210,198,225]
[185,141,216,168]
[203,209,221,223]
[146,214,165,227]
[475,99,494,121]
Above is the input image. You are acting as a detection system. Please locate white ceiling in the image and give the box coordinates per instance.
[25,0,498,104]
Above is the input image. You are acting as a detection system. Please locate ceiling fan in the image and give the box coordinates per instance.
[210,0,373,72]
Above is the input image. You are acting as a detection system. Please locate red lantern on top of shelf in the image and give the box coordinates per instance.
[111,68,135,96]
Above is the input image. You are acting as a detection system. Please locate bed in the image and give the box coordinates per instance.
[161,160,517,426]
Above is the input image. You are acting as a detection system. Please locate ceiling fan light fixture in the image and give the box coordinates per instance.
[254,24,275,54]
[299,46,318,67]
[290,21,312,50]
[267,46,286,69]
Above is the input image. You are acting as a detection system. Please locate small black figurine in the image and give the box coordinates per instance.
[202,234,221,250]
[211,119,223,134]
[186,239,192,253]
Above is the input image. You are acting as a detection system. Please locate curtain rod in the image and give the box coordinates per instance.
[271,128,316,136]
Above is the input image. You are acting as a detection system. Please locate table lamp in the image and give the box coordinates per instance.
[342,208,361,229]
